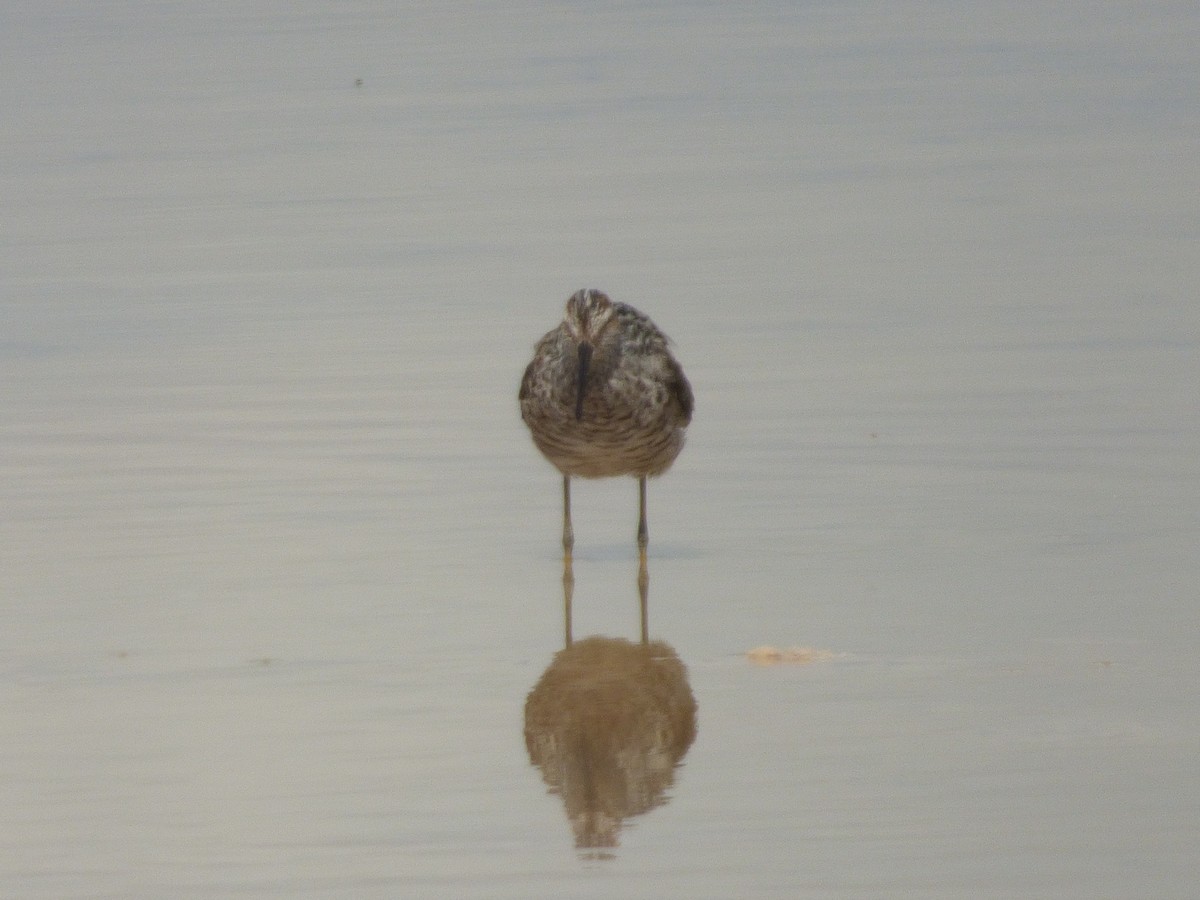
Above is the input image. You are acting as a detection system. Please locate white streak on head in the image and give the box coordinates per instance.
[563,289,614,342]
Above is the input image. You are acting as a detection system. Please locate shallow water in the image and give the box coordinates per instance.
[3,2,1198,897]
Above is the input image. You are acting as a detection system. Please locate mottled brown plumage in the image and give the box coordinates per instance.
[520,289,693,556]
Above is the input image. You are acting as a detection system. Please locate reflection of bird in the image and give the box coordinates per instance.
[524,636,697,852]
[519,289,693,558]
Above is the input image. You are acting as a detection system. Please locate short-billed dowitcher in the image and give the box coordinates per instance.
[519,289,693,558]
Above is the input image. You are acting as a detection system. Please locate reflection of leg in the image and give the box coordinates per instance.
[636,476,648,553]
[637,551,649,644]
[562,553,575,647]
[562,474,574,558]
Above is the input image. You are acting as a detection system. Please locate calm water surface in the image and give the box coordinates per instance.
[3,3,1198,897]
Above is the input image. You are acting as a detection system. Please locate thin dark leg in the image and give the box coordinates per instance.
[562,474,574,558]
[637,476,648,555]
[636,475,649,642]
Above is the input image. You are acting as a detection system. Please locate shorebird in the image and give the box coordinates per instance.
[519,289,693,559]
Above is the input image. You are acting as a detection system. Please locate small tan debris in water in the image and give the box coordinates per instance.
[746,645,836,666]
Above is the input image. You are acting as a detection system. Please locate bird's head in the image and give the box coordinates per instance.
[562,289,615,421]
[563,289,615,344]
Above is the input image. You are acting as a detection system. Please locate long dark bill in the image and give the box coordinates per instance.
[574,342,593,421]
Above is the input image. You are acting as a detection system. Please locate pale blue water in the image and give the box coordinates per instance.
[3,2,1198,897]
